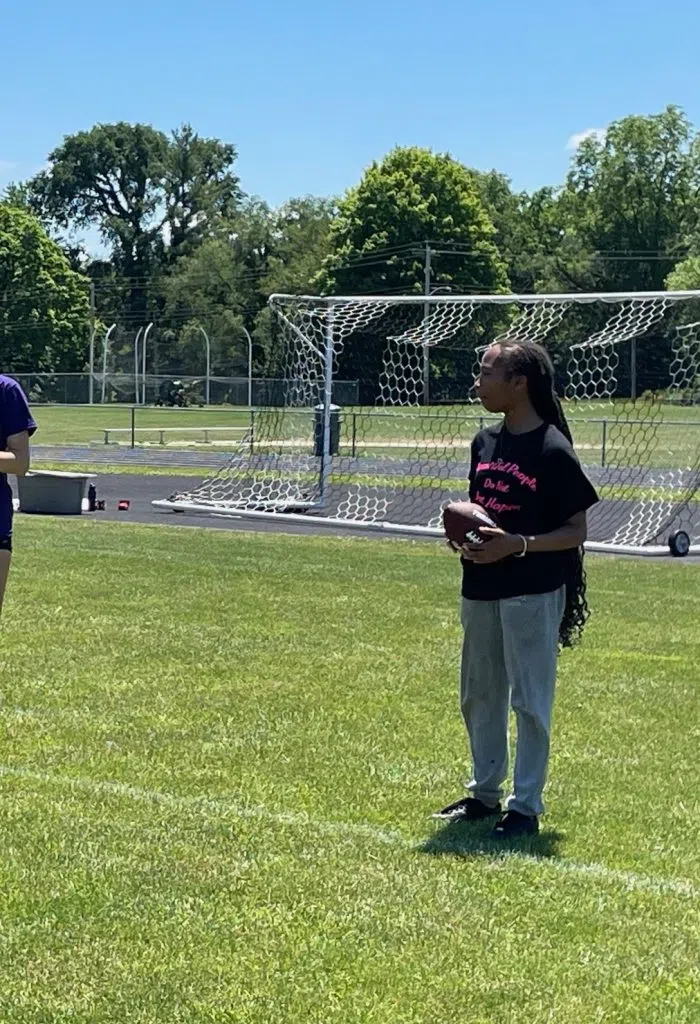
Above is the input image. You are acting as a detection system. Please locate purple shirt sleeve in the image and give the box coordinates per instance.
[1,379,37,443]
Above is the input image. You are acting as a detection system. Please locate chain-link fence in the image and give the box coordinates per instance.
[12,373,360,407]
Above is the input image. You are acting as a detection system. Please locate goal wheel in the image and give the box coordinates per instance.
[668,531,690,558]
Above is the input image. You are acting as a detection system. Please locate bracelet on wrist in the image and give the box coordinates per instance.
[513,534,528,558]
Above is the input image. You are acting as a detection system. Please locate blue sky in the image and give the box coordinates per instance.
[2,0,699,253]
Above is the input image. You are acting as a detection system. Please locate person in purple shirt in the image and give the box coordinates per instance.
[0,376,37,617]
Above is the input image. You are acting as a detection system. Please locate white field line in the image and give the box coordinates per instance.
[0,765,696,901]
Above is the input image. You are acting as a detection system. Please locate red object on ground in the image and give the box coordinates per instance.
[118,500,130,511]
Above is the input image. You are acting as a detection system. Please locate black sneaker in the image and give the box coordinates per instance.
[432,796,501,822]
[490,810,539,839]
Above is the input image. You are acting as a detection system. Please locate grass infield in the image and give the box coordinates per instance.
[0,519,698,1022]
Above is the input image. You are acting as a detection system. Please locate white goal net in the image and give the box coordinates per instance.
[154,291,700,556]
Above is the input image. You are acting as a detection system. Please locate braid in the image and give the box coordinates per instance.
[493,340,590,649]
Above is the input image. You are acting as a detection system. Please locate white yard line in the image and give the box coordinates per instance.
[0,764,696,901]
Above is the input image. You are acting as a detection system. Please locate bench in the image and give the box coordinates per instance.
[103,426,249,445]
[17,470,95,515]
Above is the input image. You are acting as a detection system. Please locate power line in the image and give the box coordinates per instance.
[1,247,690,308]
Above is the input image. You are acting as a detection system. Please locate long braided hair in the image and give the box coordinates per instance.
[492,340,590,649]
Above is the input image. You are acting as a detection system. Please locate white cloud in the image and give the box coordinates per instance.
[566,127,607,151]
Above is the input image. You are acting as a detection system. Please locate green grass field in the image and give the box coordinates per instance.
[1,518,698,1022]
[28,403,700,472]
[28,404,253,446]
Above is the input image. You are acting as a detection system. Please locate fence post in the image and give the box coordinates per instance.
[351,413,357,458]
[131,406,136,449]
[601,419,607,467]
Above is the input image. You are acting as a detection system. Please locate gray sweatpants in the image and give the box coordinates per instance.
[460,587,566,818]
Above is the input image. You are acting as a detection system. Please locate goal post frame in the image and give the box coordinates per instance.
[149,497,698,556]
[153,290,700,557]
[319,306,335,506]
[269,290,700,306]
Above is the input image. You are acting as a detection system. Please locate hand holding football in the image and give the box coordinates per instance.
[442,501,497,547]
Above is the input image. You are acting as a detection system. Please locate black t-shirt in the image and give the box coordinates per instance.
[461,422,599,601]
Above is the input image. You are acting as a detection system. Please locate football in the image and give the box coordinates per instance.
[442,501,497,547]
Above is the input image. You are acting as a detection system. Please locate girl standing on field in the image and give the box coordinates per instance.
[435,341,599,839]
[0,376,36,618]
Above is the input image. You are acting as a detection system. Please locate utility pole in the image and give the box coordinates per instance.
[422,242,432,407]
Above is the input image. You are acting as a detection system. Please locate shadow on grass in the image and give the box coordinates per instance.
[419,818,564,861]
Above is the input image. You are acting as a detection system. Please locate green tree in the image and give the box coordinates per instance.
[28,122,240,323]
[162,124,241,261]
[160,235,255,376]
[528,107,700,392]
[2,180,88,273]
[1,181,34,210]
[161,199,274,377]
[263,196,335,295]
[161,196,336,379]
[667,256,700,290]
[317,148,508,400]
[320,147,508,296]
[0,205,91,373]
[549,105,700,293]
[471,171,562,294]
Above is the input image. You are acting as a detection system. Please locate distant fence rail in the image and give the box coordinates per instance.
[94,406,700,470]
[10,373,360,407]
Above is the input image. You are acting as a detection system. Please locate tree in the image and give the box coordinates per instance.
[667,256,700,291]
[470,171,562,294]
[160,199,274,377]
[317,148,508,399]
[263,196,336,295]
[526,107,700,391]
[162,124,241,261]
[549,105,700,294]
[1,182,34,211]
[0,205,91,373]
[160,196,336,378]
[319,147,508,296]
[159,235,254,376]
[2,180,88,273]
[28,122,241,323]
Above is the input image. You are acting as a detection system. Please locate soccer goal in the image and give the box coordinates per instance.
[153,291,700,556]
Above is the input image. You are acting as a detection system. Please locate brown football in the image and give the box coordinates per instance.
[442,501,497,546]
